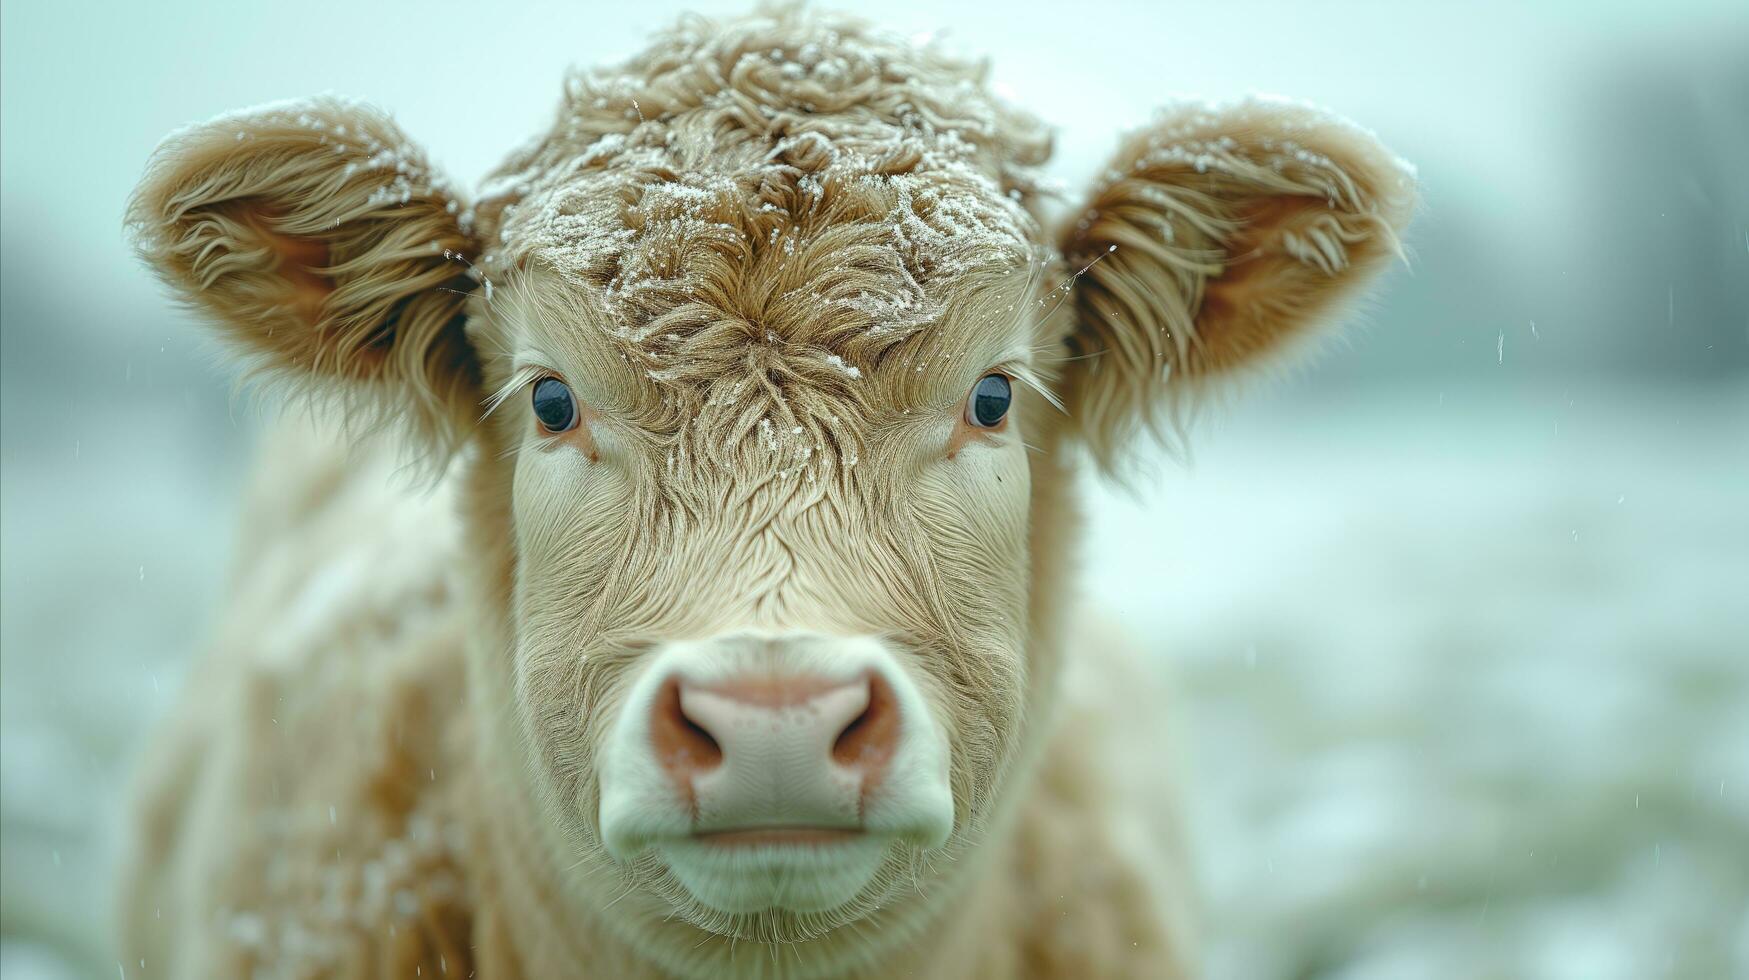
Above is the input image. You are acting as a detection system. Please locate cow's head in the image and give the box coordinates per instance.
[129,9,1411,957]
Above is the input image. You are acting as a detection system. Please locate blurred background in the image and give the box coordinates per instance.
[3,1,1745,977]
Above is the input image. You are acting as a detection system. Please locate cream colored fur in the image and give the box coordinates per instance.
[119,8,1412,978]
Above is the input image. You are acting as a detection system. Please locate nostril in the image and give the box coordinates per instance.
[832,673,898,772]
[652,679,723,778]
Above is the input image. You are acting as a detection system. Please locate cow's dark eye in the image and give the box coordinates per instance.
[966,373,1012,428]
[531,377,578,433]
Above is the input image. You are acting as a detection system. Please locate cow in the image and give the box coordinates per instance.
[118,8,1413,977]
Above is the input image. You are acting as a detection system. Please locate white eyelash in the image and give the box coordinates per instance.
[997,360,1064,415]
[481,365,547,422]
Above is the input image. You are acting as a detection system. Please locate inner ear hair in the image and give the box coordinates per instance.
[241,209,335,325]
[127,96,486,459]
[1057,97,1416,469]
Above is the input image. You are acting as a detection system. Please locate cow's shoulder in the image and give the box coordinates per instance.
[1003,608,1201,977]
[118,418,478,977]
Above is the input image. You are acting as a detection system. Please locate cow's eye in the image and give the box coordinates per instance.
[966,373,1012,429]
[531,377,579,433]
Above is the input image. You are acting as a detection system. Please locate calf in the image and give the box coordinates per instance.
[120,8,1412,978]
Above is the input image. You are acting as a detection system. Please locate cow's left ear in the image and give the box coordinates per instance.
[1056,98,1416,468]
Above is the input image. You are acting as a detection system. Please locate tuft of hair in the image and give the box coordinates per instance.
[1058,96,1417,473]
[125,96,483,464]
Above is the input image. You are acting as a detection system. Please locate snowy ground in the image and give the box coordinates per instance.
[1081,380,1749,979]
[3,376,1743,978]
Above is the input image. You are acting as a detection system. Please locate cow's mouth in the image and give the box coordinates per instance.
[596,633,954,917]
[655,831,893,915]
[691,826,864,846]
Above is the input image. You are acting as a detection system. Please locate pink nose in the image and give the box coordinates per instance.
[650,672,899,828]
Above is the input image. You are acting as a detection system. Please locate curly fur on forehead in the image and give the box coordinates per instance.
[469,7,1058,397]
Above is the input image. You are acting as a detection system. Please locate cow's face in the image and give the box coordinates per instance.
[468,151,1051,938]
[127,9,1412,950]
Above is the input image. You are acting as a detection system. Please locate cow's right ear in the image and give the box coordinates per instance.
[126,96,482,455]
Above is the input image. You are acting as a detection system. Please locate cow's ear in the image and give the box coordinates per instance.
[1056,98,1416,469]
[127,96,481,456]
